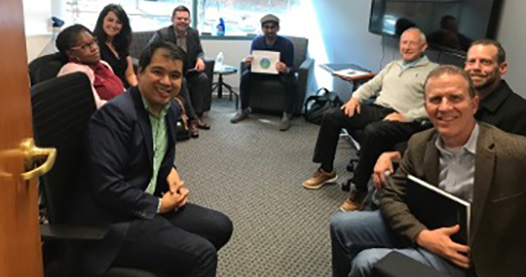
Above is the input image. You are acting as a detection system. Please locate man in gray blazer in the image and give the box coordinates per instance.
[149,5,211,134]
[330,65,526,277]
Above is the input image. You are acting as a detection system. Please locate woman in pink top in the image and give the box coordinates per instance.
[56,24,125,108]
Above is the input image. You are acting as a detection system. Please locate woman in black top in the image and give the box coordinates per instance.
[93,4,137,88]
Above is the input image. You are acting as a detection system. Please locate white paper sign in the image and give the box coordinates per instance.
[251,50,280,75]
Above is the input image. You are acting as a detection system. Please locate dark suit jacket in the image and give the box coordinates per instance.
[476,80,526,136]
[149,25,205,74]
[71,87,180,274]
[381,123,526,277]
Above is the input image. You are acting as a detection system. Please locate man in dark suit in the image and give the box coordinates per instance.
[72,41,232,276]
[330,65,526,277]
[149,5,211,136]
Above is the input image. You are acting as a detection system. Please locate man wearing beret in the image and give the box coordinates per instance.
[231,14,296,131]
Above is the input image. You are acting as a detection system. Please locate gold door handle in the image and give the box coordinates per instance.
[20,138,57,180]
[0,138,56,180]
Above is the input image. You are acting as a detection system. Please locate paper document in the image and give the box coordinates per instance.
[251,50,280,75]
[333,68,371,78]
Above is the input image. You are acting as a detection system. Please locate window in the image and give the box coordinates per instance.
[196,0,302,37]
[63,0,192,32]
[62,0,301,36]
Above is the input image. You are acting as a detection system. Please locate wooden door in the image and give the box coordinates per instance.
[0,0,44,276]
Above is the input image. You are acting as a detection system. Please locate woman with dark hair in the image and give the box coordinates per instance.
[93,4,137,88]
[56,24,125,108]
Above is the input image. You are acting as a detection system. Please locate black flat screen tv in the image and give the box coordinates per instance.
[368,0,503,53]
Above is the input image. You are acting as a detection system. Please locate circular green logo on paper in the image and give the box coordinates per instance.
[260,58,271,69]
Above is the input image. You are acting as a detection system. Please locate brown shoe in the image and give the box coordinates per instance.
[340,189,367,212]
[188,120,199,138]
[196,117,210,130]
[303,168,338,190]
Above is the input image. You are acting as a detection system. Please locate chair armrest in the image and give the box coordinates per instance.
[240,60,248,71]
[131,57,139,74]
[204,58,215,78]
[41,223,109,276]
[296,57,315,113]
[40,223,108,242]
[298,57,315,72]
[204,57,215,69]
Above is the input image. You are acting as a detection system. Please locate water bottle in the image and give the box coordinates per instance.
[215,52,224,71]
[216,18,225,36]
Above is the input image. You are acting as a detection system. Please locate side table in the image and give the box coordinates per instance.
[212,65,239,108]
[319,63,375,91]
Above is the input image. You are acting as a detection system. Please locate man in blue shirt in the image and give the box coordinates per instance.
[230,14,295,131]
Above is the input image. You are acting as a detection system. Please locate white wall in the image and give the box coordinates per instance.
[307,0,526,99]
[23,0,53,61]
[202,39,249,89]
[496,0,526,98]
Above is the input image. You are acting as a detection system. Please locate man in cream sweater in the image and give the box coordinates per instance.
[303,28,438,211]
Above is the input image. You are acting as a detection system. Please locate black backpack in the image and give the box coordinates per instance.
[304,88,343,125]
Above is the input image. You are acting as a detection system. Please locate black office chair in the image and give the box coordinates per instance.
[28,52,66,86]
[32,72,157,277]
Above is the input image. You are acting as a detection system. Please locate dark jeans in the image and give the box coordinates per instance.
[313,104,424,191]
[113,203,233,277]
[186,71,210,115]
[351,120,426,191]
[239,71,296,114]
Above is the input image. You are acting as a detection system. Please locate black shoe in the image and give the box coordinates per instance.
[196,118,210,130]
[188,120,199,138]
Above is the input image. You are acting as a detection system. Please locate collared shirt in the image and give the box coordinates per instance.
[174,29,187,53]
[352,56,438,121]
[142,97,170,196]
[402,56,425,70]
[435,123,479,202]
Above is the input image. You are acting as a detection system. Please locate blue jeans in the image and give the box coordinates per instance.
[330,211,470,277]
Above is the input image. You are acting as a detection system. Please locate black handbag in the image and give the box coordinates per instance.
[304,88,343,125]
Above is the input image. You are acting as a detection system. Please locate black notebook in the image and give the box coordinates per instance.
[406,175,471,245]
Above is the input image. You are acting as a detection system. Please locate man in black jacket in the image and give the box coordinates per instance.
[149,5,211,136]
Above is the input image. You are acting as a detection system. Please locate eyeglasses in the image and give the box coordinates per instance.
[70,38,98,52]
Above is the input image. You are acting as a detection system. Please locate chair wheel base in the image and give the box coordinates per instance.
[341,179,351,192]
[346,159,358,172]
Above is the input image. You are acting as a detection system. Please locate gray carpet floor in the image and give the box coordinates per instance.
[175,98,358,277]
